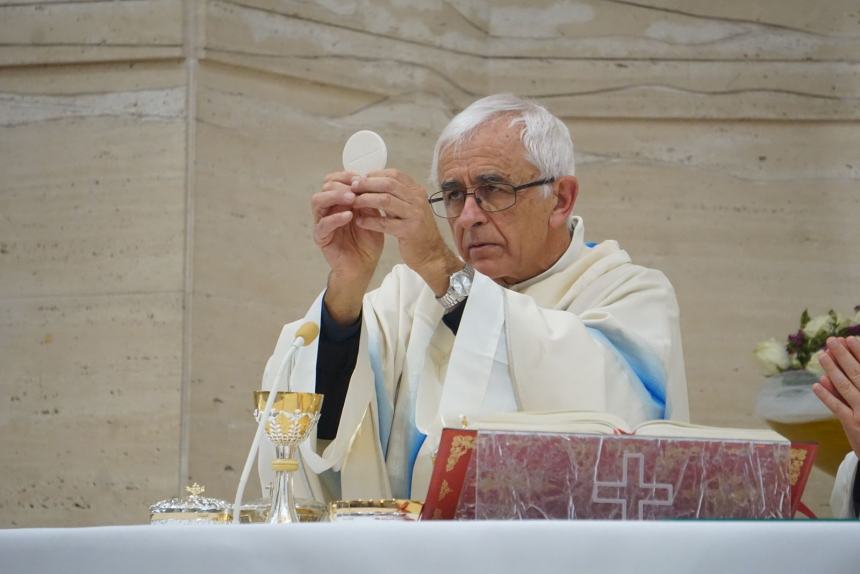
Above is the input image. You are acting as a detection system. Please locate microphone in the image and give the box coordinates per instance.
[232,321,320,524]
[294,322,319,347]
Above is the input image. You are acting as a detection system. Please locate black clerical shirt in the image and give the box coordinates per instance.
[854,463,860,518]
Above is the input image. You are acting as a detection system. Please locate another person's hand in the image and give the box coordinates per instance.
[351,169,458,295]
[813,336,860,457]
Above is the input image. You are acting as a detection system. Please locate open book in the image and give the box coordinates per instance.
[465,410,788,442]
[421,411,814,521]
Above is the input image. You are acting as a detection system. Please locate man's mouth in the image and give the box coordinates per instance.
[467,242,500,254]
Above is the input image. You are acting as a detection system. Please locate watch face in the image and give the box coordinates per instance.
[450,272,472,297]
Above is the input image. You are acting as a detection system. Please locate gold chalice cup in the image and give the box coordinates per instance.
[254,391,323,524]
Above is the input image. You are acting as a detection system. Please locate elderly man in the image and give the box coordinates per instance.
[260,94,689,502]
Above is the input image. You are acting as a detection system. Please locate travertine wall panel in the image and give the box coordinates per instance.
[496,60,860,120]
[0,119,186,297]
[483,0,860,60]
[204,1,859,120]
[0,61,187,526]
[0,63,186,298]
[0,0,183,66]
[224,0,860,60]
[204,0,485,100]
[0,293,183,527]
[0,61,185,93]
[624,0,860,36]
[218,0,488,53]
[573,120,859,183]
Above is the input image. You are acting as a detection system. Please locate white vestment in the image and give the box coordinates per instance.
[831,452,858,518]
[259,217,689,502]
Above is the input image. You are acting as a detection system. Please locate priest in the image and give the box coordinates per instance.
[260,94,689,502]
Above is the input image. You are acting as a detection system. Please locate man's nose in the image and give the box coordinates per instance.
[457,194,487,227]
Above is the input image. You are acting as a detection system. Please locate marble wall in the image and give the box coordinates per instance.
[1,0,857,525]
[0,0,187,527]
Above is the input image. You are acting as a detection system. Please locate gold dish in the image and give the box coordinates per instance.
[329,499,423,521]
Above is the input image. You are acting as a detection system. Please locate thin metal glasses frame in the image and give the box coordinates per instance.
[428,177,556,218]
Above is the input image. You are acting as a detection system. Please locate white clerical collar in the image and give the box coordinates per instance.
[511,216,585,291]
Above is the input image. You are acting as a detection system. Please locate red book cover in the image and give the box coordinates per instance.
[789,442,818,518]
[419,428,477,521]
[422,429,816,520]
[454,431,792,520]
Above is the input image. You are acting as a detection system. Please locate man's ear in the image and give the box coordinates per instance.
[549,176,578,228]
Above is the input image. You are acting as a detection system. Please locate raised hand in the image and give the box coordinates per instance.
[350,169,460,296]
[813,336,860,457]
[311,171,384,323]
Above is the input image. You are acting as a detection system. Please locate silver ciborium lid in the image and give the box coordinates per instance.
[149,483,229,525]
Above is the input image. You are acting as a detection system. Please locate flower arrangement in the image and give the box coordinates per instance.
[754,306,860,376]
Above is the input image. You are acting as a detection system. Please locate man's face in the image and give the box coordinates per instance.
[436,118,561,285]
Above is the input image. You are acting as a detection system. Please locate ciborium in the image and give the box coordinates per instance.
[254,390,323,524]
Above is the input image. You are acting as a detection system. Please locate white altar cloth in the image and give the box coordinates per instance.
[1,520,858,574]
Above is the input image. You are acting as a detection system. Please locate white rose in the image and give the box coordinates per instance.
[754,338,791,375]
[805,349,826,376]
[803,314,831,337]
[835,312,851,331]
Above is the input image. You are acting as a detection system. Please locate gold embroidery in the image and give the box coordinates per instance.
[789,448,808,486]
[446,435,475,472]
[433,509,443,519]
[438,480,453,502]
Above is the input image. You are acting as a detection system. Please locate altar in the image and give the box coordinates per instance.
[2,520,858,574]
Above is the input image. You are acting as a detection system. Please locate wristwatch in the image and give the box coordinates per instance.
[437,264,474,314]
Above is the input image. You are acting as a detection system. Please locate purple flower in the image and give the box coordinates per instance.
[787,329,806,350]
[842,324,860,337]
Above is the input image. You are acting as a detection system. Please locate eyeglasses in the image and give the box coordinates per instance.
[428,177,555,219]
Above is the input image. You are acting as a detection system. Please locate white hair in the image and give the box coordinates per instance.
[430,93,575,197]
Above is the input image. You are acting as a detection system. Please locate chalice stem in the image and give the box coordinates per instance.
[269,445,299,523]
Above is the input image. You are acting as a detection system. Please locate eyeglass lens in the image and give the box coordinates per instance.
[439,184,515,216]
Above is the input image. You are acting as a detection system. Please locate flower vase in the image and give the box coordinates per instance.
[755,370,851,476]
